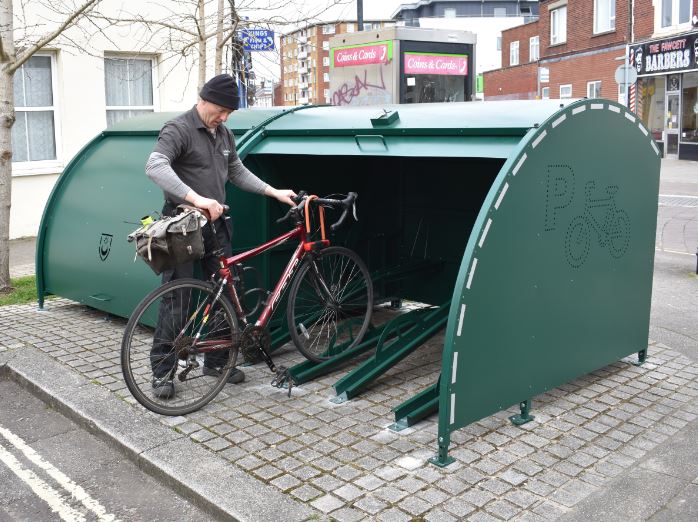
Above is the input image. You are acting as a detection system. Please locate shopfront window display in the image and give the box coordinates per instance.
[637,77,665,142]
[681,72,698,143]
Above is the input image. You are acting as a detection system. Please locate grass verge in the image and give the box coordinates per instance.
[0,276,41,306]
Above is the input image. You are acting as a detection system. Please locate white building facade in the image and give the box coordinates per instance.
[11,1,205,239]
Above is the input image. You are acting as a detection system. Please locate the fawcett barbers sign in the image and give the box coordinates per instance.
[629,31,698,75]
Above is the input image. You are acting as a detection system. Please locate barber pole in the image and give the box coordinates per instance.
[629,83,636,113]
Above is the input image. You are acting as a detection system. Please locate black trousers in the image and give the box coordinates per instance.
[150,203,234,378]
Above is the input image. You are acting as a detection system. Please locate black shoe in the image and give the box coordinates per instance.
[202,366,245,384]
[151,377,175,399]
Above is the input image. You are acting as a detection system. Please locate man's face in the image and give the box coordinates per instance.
[198,100,234,129]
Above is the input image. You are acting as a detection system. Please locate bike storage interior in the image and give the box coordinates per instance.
[37,100,661,464]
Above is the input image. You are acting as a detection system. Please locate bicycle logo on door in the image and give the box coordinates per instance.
[564,182,631,268]
[544,165,631,269]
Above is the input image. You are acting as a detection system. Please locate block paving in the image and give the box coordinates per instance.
[3,297,698,521]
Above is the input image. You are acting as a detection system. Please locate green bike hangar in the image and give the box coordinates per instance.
[36,99,660,465]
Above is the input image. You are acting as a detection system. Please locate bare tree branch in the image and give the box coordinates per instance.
[9,0,101,74]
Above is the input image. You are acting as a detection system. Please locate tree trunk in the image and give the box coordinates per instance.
[197,0,206,90]
[0,0,15,292]
[214,0,224,75]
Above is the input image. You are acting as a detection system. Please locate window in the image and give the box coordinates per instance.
[323,56,330,66]
[529,36,540,62]
[444,8,456,18]
[104,57,155,127]
[322,41,329,51]
[497,37,502,51]
[12,55,57,163]
[323,72,330,82]
[587,80,602,98]
[324,89,329,97]
[661,0,691,27]
[346,23,355,33]
[541,87,550,99]
[510,41,519,66]
[681,72,698,143]
[494,7,507,17]
[550,6,567,45]
[322,24,335,35]
[594,0,616,33]
[363,23,374,31]
[560,84,572,98]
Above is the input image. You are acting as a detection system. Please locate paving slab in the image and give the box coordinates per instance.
[4,297,698,520]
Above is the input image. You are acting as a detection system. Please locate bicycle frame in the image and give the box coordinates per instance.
[219,223,312,329]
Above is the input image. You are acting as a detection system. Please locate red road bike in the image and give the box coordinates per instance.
[121,192,373,415]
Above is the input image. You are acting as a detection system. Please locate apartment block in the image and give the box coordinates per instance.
[279,20,391,105]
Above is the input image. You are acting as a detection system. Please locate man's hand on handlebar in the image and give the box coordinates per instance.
[276,191,358,231]
[186,192,225,221]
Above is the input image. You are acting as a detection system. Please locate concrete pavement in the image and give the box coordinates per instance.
[2,158,697,521]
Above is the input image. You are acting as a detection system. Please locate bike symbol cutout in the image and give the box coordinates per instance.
[564,182,630,268]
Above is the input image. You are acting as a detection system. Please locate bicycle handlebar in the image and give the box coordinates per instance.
[275,192,358,232]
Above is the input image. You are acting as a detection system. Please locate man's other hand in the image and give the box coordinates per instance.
[265,187,297,206]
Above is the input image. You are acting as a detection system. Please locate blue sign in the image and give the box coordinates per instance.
[240,29,275,51]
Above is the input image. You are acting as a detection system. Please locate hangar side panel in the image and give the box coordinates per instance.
[440,100,661,434]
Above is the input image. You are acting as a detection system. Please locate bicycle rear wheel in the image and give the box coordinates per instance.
[287,246,373,362]
[121,278,239,416]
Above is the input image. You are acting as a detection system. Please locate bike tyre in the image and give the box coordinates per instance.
[121,278,239,416]
[565,216,592,268]
[287,246,373,363]
[608,210,630,259]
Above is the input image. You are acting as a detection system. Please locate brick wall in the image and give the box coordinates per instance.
[543,47,622,99]
[538,0,628,58]
[633,0,654,40]
[502,21,540,67]
[484,62,537,99]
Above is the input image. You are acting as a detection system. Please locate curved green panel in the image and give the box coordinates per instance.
[439,100,660,446]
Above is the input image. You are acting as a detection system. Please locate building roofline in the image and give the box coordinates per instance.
[282,19,393,37]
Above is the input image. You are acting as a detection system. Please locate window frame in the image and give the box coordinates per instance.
[104,55,158,128]
[322,56,330,67]
[323,72,330,82]
[510,41,520,66]
[12,52,62,172]
[593,0,616,34]
[444,8,457,18]
[529,36,540,62]
[550,6,568,45]
[322,24,335,35]
[560,84,573,98]
[587,80,602,98]
[658,0,692,29]
[541,86,550,99]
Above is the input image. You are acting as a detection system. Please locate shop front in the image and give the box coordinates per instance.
[630,31,698,160]
[328,27,476,106]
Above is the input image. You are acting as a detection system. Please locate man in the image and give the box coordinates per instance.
[145,74,295,398]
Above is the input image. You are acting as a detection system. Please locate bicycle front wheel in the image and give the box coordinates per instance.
[121,278,239,416]
[287,246,373,362]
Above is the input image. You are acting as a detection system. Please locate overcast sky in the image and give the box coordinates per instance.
[246,0,407,81]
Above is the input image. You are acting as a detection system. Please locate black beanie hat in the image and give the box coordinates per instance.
[200,74,240,110]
